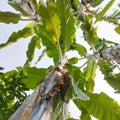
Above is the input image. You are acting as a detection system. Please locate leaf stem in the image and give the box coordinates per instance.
[86,60,96,92]
[89,61,95,82]
[78,57,86,60]
[20,18,33,21]
[80,60,89,69]
[57,40,63,61]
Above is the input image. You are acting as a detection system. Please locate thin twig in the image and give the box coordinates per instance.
[84,7,120,26]
[78,57,86,61]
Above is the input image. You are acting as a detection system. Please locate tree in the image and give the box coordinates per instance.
[0,0,120,119]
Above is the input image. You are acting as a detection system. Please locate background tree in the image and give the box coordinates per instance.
[0,0,120,120]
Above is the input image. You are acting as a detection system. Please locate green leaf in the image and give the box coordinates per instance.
[0,68,29,120]
[34,25,59,64]
[26,36,41,65]
[114,25,120,34]
[118,3,120,8]
[96,0,115,21]
[70,0,80,11]
[85,60,97,82]
[0,11,20,24]
[67,64,87,92]
[74,92,120,120]
[20,67,48,89]
[32,0,39,12]
[39,1,60,42]
[56,0,75,52]
[35,49,46,64]
[38,2,48,18]
[108,74,120,93]
[0,67,4,70]
[73,43,87,56]
[84,60,97,92]
[81,15,98,46]
[68,57,79,64]
[71,77,90,101]
[91,0,104,7]
[80,108,91,120]
[52,102,61,120]
[108,10,120,19]
[98,60,113,77]
[0,27,34,49]
[98,60,120,93]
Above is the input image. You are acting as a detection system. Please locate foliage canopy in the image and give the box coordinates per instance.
[0,0,120,119]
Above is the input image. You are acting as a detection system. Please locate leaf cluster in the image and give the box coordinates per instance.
[0,69,28,120]
[0,0,120,119]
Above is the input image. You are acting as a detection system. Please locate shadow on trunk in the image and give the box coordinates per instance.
[9,58,69,120]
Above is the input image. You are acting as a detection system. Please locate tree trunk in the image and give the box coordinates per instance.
[9,58,68,120]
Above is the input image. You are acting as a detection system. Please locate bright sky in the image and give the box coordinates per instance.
[0,0,120,119]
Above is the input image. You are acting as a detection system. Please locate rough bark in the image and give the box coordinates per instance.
[9,58,68,120]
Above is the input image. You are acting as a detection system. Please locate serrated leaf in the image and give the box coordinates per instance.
[0,27,34,49]
[71,77,90,101]
[91,0,104,7]
[74,92,120,120]
[96,0,115,21]
[114,25,120,34]
[56,0,75,52]
[34,25,59,64]
[0,11,20,24]
[21,67,48,89]
[26,36,41,65]
[68,57,79,64]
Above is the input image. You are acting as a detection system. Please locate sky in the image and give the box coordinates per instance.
[0,0,120,119]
